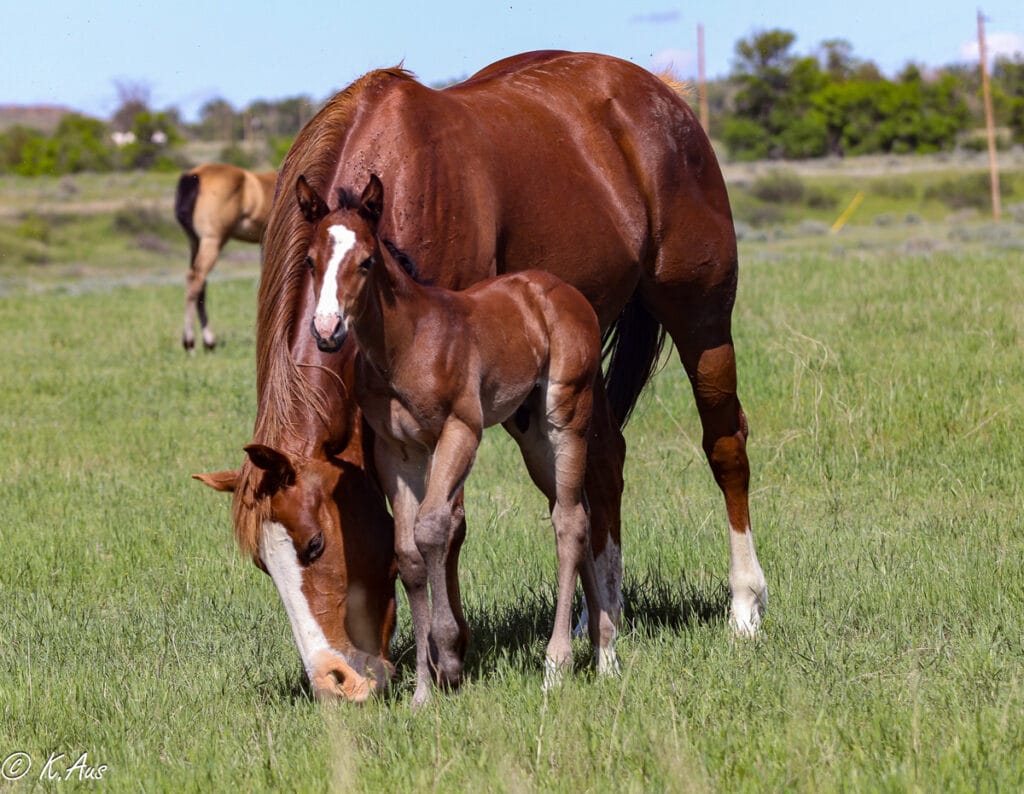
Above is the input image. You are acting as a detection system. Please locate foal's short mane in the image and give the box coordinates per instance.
[231,66,416,558]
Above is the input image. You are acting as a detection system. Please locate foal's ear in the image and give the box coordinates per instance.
[359,174,384,225]
[244,444,297,493]
[295,175,330,223]
[192,469,239,493]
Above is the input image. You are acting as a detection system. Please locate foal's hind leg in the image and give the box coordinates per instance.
[641,276,767,636]
[183,236,222,351]
[507,389,602,687]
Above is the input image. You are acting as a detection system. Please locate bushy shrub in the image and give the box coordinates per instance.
[16,213,50,244]
[218,143,256,169]
[870,178,917,200]
[112,205,179,240]
[925,173,1015,209]
[805,186,839,210]
[750,170,805,204]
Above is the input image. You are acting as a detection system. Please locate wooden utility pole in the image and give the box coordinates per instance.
[978,9,1001,221]
[697,23,709,133]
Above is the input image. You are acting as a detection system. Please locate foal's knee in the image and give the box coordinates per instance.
[395,538,427,587]
[414,507,453,560]
[552,502,589,549]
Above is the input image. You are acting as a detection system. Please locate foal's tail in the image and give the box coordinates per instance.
[174,171,200,244]
[601,294,667,428]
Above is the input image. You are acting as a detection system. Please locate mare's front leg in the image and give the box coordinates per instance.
[374,439,433,705]
[416,417,481,690]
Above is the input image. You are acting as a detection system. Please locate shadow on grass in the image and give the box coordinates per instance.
[387,565,729,688]
[253,567,729,704]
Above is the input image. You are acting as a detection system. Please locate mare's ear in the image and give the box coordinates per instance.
[192,469,239,492]
[295,175,330,223]
[244,443,297,494]
[359,174,384,225]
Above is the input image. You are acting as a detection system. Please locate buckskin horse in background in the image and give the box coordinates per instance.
[197,50,768,702]
[175,163,277,350]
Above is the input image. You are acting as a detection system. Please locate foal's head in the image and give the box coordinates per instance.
[296,174,384,353]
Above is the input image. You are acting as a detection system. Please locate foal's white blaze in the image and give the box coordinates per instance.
[728,523,767,637]
[258,520,357,684]
[314,223,356,324]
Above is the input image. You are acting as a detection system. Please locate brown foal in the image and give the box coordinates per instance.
[299,173,608,703]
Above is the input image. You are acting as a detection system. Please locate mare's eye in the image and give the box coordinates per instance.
[304,256,314,272]
[360,256,375,271]
[304,532,325,565]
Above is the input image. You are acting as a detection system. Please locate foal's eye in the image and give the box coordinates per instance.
[360,256,375,271]
[304,256,314,272]
[304,532,325,564]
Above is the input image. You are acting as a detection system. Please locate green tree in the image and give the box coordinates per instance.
[0,125,45,174]
[726,29,828,159]
[196,98,241,141]
[992,55,1024,142]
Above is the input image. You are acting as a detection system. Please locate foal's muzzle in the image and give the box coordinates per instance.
[310,316,347,353]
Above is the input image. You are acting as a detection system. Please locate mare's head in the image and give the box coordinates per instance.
[296,174,384,354]
[194,442,396,702]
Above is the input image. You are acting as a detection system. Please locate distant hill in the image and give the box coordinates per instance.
[0,104,78,133]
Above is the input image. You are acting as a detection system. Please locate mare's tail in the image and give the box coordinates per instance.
[601,294,667,428]
[174,171,200,244]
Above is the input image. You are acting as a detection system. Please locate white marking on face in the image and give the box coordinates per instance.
[258,520,355,682]
[315,223,356,321]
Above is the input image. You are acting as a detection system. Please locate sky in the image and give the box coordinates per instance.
[3,1,1023,121]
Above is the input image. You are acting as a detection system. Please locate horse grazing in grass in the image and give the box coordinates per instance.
[175,163,277,350]
[205,50,767,703]
[193,336,398,702]
[300,173,608,701]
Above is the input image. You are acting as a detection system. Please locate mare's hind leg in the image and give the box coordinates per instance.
[579,380,623,674]
[641,276,767,636]
[183,236,222,351]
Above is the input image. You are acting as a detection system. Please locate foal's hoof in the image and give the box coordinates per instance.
[428,636,464,690]
[182,336,195,352]
[542,657,568,692]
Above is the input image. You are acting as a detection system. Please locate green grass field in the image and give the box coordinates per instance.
[1,166,1023,791]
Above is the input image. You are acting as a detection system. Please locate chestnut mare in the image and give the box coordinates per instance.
[300,173,608,701]
[175,163,277,350]
[198,50,767,702]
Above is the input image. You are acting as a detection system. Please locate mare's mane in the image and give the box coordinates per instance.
[231,66,416,557]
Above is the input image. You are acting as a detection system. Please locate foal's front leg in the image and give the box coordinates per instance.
[375,441,433,705]
[416,417,481,689]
